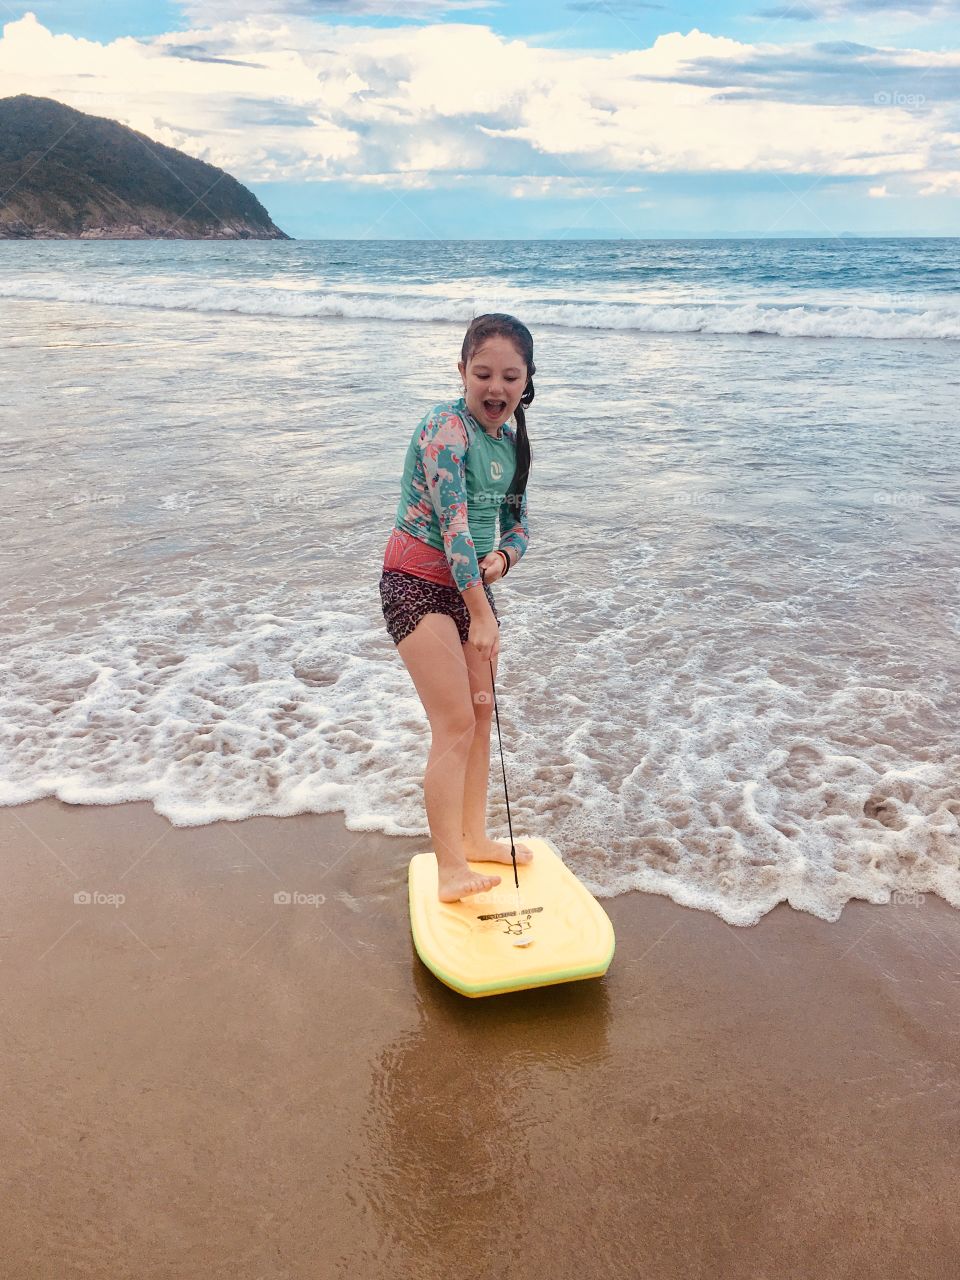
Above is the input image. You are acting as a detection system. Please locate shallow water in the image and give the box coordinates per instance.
[1,239,958,924]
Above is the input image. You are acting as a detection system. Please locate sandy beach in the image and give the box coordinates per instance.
[1,796,957,1279]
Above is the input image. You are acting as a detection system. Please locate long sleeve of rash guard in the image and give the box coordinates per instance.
[497,483,529,568]
[418,409,483,592]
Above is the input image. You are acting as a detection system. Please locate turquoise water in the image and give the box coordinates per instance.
[2,237,959,336]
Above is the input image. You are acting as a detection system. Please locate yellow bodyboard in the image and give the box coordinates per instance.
[408,836,615,998]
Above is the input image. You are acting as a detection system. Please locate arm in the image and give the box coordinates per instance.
[419,410,485,595]
[497,485,529,570]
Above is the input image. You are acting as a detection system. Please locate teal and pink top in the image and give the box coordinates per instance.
[382,395,530,593]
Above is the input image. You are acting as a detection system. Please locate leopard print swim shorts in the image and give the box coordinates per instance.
[379,569,500,647]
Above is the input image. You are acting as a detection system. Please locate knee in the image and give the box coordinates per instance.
[429,707,477,748]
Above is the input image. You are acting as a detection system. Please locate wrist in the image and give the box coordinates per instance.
[462,581,496,615]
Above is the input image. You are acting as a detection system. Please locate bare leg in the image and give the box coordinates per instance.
[396,613,501,901]
[460,643,535,866]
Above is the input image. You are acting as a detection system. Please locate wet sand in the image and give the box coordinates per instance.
[1,796,958,1279]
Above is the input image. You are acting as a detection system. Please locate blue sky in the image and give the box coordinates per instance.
[2,1,959,236]
[16,0,960,50]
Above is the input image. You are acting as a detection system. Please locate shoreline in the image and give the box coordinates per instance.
[1,795,958,1277]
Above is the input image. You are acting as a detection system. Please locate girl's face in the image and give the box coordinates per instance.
[458,336,527,431]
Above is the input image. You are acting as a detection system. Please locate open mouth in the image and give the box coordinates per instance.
[483,400,506,416]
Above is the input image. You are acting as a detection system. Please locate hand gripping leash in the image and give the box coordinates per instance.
[488,658,532,947]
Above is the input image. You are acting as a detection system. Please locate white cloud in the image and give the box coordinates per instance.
[507,175,649,199]
[1,11,957,197]
[916,169,960,192]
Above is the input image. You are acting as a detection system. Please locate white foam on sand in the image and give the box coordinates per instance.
[1,573,956,927]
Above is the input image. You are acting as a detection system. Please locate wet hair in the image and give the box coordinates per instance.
[461,313,534,513]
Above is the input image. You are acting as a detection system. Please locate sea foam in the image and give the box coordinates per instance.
[1,577,956,928]
[1,278,958,340]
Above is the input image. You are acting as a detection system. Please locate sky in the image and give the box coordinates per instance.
[1,0,958,237]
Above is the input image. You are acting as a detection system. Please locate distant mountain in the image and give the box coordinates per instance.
[0,94,290,240]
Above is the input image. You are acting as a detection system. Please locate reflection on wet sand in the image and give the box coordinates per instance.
[355,959,612,1272]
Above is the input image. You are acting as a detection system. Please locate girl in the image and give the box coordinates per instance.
[379,314,536,903]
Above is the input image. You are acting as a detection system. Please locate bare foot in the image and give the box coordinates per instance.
[437,865,501,902]
[462,837,535,866]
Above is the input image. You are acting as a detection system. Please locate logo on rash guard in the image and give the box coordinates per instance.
[489,460,503,481]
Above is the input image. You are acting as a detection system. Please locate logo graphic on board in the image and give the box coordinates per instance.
[477,905,544,937]
[490,460,503,481]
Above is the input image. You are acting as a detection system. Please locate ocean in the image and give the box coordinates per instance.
[1,237,957,926]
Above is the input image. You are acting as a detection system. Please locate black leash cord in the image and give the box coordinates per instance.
[488,657,519,892]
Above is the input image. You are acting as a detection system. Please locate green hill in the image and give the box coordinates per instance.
[0,94,290,240]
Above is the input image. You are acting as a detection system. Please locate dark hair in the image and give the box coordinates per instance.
[461,313,534,512]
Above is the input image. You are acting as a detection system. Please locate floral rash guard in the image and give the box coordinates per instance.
[385,395,530,593]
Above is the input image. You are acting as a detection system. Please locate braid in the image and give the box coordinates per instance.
[509,389,532,513]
